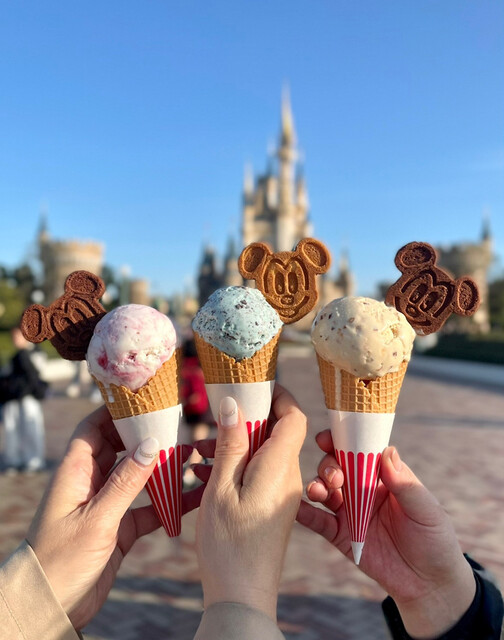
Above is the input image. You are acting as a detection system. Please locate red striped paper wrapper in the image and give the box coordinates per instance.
[328,410,395,565]
[205,381,275,457]
[113,404,183,537]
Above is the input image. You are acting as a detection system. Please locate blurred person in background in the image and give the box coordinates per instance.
[180,335,213,487]
[0,327,47,473]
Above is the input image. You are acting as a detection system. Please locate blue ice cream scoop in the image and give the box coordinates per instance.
[192,286,283,360]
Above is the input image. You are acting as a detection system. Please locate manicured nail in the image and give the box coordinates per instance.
[219,396,238,427]
[307,477,323,492]
[391,447,403,472]
[324,467,337,483]
[134,437,160,466]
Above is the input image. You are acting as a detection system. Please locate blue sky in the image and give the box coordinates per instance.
[1,1,503,298]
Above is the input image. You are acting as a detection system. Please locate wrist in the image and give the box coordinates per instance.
[395,561,476,638]
[203,582,278,621]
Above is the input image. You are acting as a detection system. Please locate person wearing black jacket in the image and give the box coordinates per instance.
[1,327,46,473]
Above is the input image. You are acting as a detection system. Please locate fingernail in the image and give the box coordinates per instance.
[324,466,337,483]
[306,477,323,492]
[391,447,403,472]
[134,437,160,467]
[219,396,238,428]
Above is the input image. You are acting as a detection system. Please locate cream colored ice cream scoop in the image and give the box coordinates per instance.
[311,297,415,379]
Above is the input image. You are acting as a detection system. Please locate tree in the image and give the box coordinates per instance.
[13,263,36,306]
[489,279,504,331]
[0,280,25,330]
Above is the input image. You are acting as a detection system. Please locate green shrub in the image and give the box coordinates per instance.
[425,333,504,365]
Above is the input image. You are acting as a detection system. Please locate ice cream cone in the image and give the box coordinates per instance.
[316,355,408,563]
[316,355,408,413]
[194,331,280,455]
[93,350,181,419]
[193,330,280,384]
[92,349,184,537]
[205,381,275,456]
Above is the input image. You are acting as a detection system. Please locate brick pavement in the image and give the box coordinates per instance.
[1,348,504,639]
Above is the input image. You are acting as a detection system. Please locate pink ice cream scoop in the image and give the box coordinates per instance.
[86,304,177,392]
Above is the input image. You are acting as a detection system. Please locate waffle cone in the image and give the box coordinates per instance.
[93,349,181,420]
[194,331,280,383]
[316,355,408,413]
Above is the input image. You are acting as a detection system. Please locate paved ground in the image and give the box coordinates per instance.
[1,349,504,639]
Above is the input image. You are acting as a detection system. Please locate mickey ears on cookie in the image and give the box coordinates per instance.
[394,242,437,272]
[21,270,107,359]
[453,277,480,316]
[238,238,331,324]
[239,238,331,279]
[386,241,480,334]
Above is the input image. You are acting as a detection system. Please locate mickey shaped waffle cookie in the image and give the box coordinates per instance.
[385,241,480,335]
[21,270,106,360]
[238,238,331,324]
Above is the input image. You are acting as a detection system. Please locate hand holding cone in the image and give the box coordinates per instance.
[312,297,415,563]
[192,286,282,456]
[193,329,280,456]
[299,442,477,635]
[193,238,330,456]
[20,274,186,537]
[91,349,184,537]
[311,240,481,564]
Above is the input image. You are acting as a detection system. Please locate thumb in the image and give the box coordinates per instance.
[380,446,444,527]
[94,436,160,521]
[207,396,249,493]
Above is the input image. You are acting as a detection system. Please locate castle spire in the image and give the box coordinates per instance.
[38,208,48,236]
[296,166,308,209]
[482,211,492,242]
[280,84,296,147]
[243,163,254,196]
[224,234,238,261]
[276,85,297,251]
[223,235,243,287]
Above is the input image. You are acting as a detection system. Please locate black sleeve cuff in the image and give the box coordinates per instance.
[382,557,503,640]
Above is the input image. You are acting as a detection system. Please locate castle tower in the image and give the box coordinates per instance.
[38,216,104,304]
[241,88,311,253]
[437,219,493,333]
[197,245,221,307]
[276,87,297,251]
[223,236,243,287]
[334,249,355,296]
[196,88,356,326]
[129,279,151,306]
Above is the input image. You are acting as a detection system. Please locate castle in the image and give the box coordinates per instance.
[437,219,493,333]
[38,215,104,303]
[33,91,494,334]
[196,90,355,327]
[37,216,151,306]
